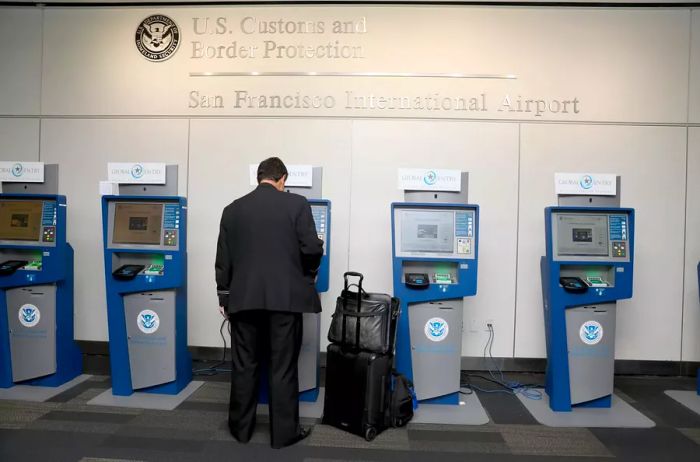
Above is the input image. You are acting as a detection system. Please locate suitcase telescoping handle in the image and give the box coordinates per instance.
[343,271,364,291]
[341,271,365,347]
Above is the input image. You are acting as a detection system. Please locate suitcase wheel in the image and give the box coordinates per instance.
[364,426,377,442]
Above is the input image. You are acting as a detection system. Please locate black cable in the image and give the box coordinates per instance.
[193,318,232,376]
[460,323,543,399]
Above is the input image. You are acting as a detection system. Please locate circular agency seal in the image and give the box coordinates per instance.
[135,15,181,62]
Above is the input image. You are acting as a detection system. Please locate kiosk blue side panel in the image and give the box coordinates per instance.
[309,199,331,293]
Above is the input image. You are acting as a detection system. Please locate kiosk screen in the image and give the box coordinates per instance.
[400,210,454,253]
[556,214,608,256]
[0,200,43,241]
[113,203,163,245]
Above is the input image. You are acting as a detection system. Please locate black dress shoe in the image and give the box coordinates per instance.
[272,427,312,449]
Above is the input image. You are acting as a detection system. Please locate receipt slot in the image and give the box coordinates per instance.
[102,166,191,396]
[391,175,478,405]
[541,201,634,411]
[0,165,82,389]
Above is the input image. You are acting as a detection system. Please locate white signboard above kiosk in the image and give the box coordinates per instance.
[108,163,167,185]
[398,168,462,192]
[0,162,44,183]
[555,173,617,196]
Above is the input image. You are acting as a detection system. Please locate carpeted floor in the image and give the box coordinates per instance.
[1,371,699,461]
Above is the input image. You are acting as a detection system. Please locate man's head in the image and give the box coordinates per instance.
[257,157,288,191]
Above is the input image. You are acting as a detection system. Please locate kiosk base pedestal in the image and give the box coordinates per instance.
[256,387,325,419]
[664,390,700,416]
[410,393,489,425]
[88,380,203,411]
[0,374,91,402]
[517,392,654,428]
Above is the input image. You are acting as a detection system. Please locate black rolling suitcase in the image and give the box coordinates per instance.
[323,344,391,441]
[322,272,399,441]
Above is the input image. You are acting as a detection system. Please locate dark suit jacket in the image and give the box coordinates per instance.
[215,183,324,314]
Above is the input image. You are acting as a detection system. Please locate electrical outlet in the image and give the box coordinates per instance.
[485,319,494,331]
[469,319,479,333]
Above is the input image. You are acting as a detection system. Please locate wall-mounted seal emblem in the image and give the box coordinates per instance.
[135,15,181,62]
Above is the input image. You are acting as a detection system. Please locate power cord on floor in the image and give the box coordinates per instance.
[460,323,543,400]
[193,318,232,376]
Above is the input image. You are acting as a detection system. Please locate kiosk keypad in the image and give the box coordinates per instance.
[42,226,55,243]
[612,242,626,257]
[164,230,177,246]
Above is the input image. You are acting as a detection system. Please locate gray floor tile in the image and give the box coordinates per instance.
[501,425,612,457]
[306,424,410,450]
[127,409,226,431]
[28,419,123,435]
[39,410,137,424]
[176,401,227,412]
[0,401,57,429]
[114,425,214,441]
[79,458,146,462]
[185,381,229,403]
[408,429,505,443]
[79,458,147,462]
[100,435,206,453]
[677,427,700,445]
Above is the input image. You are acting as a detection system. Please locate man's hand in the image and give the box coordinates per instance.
[218,306,229,319]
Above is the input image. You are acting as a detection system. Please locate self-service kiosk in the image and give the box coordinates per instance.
[299,197,330,402]
[101,167,191,396]
[391,174,478,406]
[541,184,634,411]
[0,165,82,389]
[259,167,330,404]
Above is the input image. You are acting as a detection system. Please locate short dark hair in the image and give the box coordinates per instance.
[257,157,288,184]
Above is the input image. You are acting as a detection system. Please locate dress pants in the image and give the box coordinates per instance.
[228,310,303,448]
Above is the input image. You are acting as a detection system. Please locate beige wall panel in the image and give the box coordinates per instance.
[0,118,40,162]
[349,120,519,357]
[40,119,189,341]
[682,127,700,361]
[0,8,42,115]
[515,124,687,360]
[187,118,352,347]
[689,9,700,122]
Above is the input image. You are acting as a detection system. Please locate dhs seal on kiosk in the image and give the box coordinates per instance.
[135,15,181,62]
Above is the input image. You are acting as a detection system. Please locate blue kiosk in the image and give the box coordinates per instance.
[259,167,330,408]
[0,164,82,392]
[100,165,192,397]
[391,172,486,423]
[298,195,330,403]
[540,177,634,411]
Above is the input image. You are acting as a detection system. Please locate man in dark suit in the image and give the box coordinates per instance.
[215,157,324,449]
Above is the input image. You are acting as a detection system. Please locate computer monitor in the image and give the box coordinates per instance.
[555,214,609,257]
[394,207,476,259]
[401,210,455,254]
[113,202,163,246]
[0,200,44,242]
